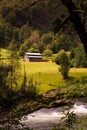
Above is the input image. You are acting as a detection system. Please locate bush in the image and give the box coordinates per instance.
[21,78,38,99]
[65,83,87,98]
[43,49,53,57]
[55,50,70,79]
[70,45,87,68]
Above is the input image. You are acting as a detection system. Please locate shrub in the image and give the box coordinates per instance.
[43,49,53,57]
[55,50,70,80]
[21,78,37,99]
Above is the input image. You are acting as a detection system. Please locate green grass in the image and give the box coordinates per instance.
[0,48,10,62]
[0,48,9,57]
[20,61,87,93]
[20,61,63,93]
[1,48,87,93]
[69,68,87,79]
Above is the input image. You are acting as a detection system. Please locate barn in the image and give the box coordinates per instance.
[24,52,42,62]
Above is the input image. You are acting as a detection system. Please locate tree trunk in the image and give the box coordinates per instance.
[59,0,87,53]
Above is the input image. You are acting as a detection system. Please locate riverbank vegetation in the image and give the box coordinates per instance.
[0,56,87,129]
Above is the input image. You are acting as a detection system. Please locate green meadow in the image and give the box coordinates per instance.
[0,48,9,58]
[21,61,63,93]
[0,48,87,93]
[21,61,87,93]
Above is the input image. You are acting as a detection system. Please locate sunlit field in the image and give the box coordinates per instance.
[0,48,87,93]
[20,61,63,93]
[20,61,87,93]
[0,48,9,58]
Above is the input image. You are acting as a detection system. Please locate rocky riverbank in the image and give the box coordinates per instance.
[0,87,87,129]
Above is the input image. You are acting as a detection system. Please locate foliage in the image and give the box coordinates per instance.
[29,30,40,43]
[4,23,13,46]
[0,24,5,47]
[65,83,87,99]
[19,39,32,56]
[70,45,87,68]
[29,43,39,53]
[43,49,53,57]
[1,48,87,94]
[75,45,87,68]
[51,33,78,53]
[40,32,53,51]
[41,32,53,45]
[13,28,20,43]
[21,66,37,99]
[26,78,37,99]
[55,50,70,79]
[51,104,77,130]
[7,40,20,89]
[51,126,67,130]
[0,42,21,107]
[18,23,31,43]
[0,63,16,107]
[62,105,77,130]
[0,110,33,130]
[0,0,87,54]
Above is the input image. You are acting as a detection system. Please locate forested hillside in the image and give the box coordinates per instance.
[0,0,86,46]
[0,0,87,66]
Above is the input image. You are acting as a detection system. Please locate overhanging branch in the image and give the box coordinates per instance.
[60,0,87,53]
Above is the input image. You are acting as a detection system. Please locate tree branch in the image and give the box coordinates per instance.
[60,0,87,53]
[21,0,44,11]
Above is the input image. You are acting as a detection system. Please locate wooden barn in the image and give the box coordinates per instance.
[24,52,42,62]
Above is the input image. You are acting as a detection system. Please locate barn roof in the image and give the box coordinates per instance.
[25,52,42,56]
[27,56,42,58]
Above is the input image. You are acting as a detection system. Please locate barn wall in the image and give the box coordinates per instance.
[24,54,42,62]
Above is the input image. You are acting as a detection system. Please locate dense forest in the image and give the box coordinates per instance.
[0,0,87,65]
[0,0,87,130]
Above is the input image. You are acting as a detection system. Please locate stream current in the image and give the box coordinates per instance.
[21,102,87,130]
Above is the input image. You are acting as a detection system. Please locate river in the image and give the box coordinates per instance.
[21,102,87,130]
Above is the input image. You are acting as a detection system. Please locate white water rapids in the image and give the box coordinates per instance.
[21,102,87,130]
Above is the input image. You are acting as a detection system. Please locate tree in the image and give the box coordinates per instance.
[19,39,32,56]
[29,30,40,43]
[0,50,15,107]
[51,33,78,53]
[0,63,12,106]
[0,25,4,47]
[20,0,87,53]
[43,49,53,57]
[8,39,20,89]
[41,32,53,45]
[55,50,70,79]
[13,28,20,43]
[54,0,87,54]
[62,105,77,130]
[18,23,31,43]
[39,32,54,52]
[5,11,17,25]
[38,40,45,53]
[70,45,87,68]
[4,23,13,46]
[29,43,39,53]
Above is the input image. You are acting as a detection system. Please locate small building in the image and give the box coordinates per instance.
[24,52,42,62]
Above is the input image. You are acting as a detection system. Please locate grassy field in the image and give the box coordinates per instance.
[20,61,87,93]
[20,61,62,93]
[0,48,87,93]
[0,48,9,58]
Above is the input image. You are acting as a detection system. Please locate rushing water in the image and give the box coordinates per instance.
[21,102,87,130]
